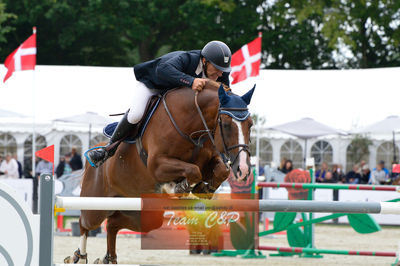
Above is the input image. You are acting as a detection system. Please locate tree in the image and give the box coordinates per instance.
[295,0,400,68]
[0,0,264,66]
[346,134,373,170]
[0,0,16,44]
[259,0,336,69]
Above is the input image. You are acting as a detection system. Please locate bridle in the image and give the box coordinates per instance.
[163,91,250,167]
[217,107,251,168]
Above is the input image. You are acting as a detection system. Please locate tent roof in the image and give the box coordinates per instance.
[353,115,400,134]
[0,109,27,118]
[53,112,115,126]
[268,117,347,139]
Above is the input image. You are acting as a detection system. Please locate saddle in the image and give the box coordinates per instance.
[104,95,162,143]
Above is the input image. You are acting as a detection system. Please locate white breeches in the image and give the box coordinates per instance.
[127,81,159,124]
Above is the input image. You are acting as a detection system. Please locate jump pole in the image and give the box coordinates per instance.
[257,182,400,192]
[259,246,397,257]
[55,196,400,214]
[37,174,400,265]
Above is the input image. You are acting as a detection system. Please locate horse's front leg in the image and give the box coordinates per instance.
[193,155,230,195]
[150,156,202,194]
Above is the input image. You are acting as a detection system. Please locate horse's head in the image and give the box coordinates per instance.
[216,84,255,181]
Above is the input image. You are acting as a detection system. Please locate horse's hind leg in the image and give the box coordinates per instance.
[97,212,140,264]
[64,223,89,264]
[96,211,164,264]
[96,213,126,264]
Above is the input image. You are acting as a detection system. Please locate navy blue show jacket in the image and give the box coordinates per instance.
[133,50,230,91]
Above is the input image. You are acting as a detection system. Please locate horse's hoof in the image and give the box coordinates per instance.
[63,256,73,263]
[72,249,88,264]
[174,179,191,194]
[189,249,202,255]
[93,258,101,264]
[102,253,118,264]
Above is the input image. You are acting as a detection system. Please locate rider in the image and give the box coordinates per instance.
[87,41,232,168]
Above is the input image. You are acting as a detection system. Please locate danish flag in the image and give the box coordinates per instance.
[3,27,37,83]
[230,33,262,84]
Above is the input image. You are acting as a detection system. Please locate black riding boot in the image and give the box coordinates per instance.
[87,112,137,168]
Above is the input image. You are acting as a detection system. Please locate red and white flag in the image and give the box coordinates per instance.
[3,27,37,83]
[230,33,262,85]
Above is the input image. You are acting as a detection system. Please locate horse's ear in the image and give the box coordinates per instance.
[241,84,256,105]
[218,84,230,106]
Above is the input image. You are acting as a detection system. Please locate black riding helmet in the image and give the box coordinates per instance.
[201,41,232,72]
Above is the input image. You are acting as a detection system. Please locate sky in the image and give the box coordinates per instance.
[0,65,399,131]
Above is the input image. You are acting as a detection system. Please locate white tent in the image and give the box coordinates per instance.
[354,115,400,161]
[1,65,400,131]
[53,112,116,149]
[0,109,27,118]
[269,118,347,167]
[354,115,400,134]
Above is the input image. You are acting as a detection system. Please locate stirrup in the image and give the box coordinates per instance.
[84,146,107,168]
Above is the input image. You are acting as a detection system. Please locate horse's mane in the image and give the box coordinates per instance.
[204,79,231,92]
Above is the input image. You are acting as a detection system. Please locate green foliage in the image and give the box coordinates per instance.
[260,0,336,69]
[296,0,400,68]
[251,113,266,126]
[0,0,263,66]
[0,0,16,44]
[1,0,399,69]
[347,134,373,165]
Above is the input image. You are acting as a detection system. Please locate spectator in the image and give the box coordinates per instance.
[332,164,345,183]
[70,147,83,171]
[345,164,361,184]
[55,154,72,178]
[278,157,288,172]
[13,154,23,179]
[316,162,329,182]
[0,153,19,178]
[280,159,293,174]
[374,160,389,176]
[358,160,367,173]
[32,157,53,215]
[322,171,336,183]
[360,164,371,184]
[0,154,3,175]
[390,161,399,182]
[23,157,33,179]
[369,162,390,185]
[36,158,53,177]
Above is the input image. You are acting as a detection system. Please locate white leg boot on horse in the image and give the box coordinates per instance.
[63,232,88,264]
[87,112,138,168]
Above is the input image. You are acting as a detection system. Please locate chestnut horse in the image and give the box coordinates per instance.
[65,80,255,264]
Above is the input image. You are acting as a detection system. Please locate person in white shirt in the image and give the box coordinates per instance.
[0,153,19,179]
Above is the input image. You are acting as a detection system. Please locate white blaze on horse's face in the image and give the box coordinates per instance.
[233,120,249,181]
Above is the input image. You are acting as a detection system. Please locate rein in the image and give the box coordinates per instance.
[163,90,250,167]
[162,92,212,148]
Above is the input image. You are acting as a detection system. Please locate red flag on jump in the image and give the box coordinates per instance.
[3,27,37,83]
[35,145,54,164]
[230,33,262,85]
